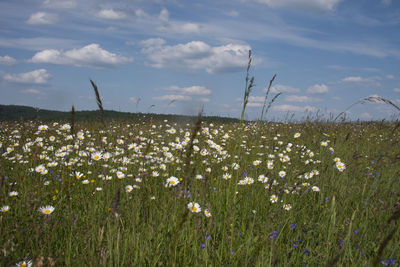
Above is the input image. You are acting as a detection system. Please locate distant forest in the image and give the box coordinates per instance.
[0,105,240,124]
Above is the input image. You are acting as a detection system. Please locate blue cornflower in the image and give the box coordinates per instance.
[339,240,344,247]
[304,249,310,255]
[206,234,210,239]
[290,223,296,230]
[201,243,206,249]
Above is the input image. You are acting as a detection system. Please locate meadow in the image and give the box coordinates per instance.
[0,118,399,266]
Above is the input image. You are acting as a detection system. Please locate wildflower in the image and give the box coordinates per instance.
[204,209,212,217]
[116,171,125,179]
[258,175,268,183]
[9,191,18,197]
[38,125,48,131]
[294,133,301,138]
[14,259,33,267]
[222,173,231,180]
[253,160,261,166]
[187,202,201,213]
[311,186,320,192]
[125,185,133,192]
[39,205,55,215]
[152,171,159,177]
[244,177,254,184]
[283,204,292,211]
[270,194,278,203]
[82,180,89,184]
[336,161,346,172]
[195,174,204,180]
[165,176,179,187]
[35,164,46,173]
[1,205,10,212]
[91,152,102,161]
[279,171,286,178]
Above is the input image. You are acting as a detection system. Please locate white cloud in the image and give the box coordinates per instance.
[360,112,372,119]
[31,44,132,68]
[253,0,341,11]
[285,95,322,102]
[394,88,400,92]
[42,0,77,9]
[386,74,395,80]
[140,38,166,47]
[159,22,201,34]
[382,0,392,6]
[3,69,51,84]
[340,76,381,86]
[27,12,58,25]
[270,84,300,94]
[141,39,251,74]
[97,9,127,20]
[20,88,41,94]
[158,8,169,23]
[341,76,365,82]
[272,104,318,112]
[307,84,329,94]
[247,102,263,107]
[165,85,211,95]
[0,55,17,65]
[153,94,192,101]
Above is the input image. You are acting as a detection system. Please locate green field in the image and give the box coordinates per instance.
[1,119,399,266]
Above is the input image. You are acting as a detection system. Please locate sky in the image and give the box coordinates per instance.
[0,0,399,121]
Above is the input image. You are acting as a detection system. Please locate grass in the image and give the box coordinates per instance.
[0,119,399,266]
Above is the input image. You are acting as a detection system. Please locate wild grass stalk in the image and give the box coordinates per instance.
[260,74,276,121]
[90,79,105,125]
[240,50,255,123]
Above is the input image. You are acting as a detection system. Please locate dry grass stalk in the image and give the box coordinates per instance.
[90,79,105,125]
[260,74,277,121]
[241,50,255,123]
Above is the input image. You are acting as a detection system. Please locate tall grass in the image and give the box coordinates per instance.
[0,118,399,266]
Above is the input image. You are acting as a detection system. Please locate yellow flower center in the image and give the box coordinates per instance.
[190,206,197,212]
[170,181,175,184]
[44,209,51,214]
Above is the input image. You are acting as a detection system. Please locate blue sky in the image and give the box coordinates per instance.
[0,0,399,121]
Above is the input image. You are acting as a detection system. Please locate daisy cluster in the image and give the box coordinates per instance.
[0,121,346,217]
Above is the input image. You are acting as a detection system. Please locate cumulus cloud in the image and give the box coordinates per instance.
[156,8,201,34]
[285,95,322,102]
[307,84,329,94]
[165,85,211,95]
[3,69,51,84]
[0,55,17,65]
[159,22,201,34]
[270,84,300,94]
[27,12,58,25]
[153,94,192,101]
[30,44,132,68]
[253,0,341,11]
[272,104,318,112]
[141,39,251,74]
[340,76,381,86]
[42,0,77,9]
[394,88,400,92]
[97,9,127,20]
[154,85,212,103]
[20,88,41,94]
